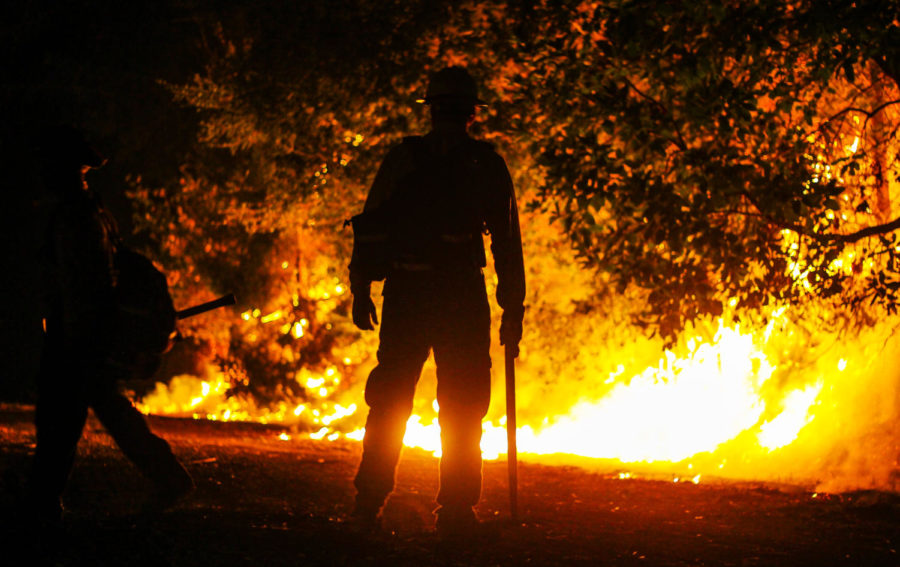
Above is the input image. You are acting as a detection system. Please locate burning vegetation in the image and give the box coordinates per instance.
[124,1,900,493]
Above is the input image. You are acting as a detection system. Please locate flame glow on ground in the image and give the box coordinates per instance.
[136,303,900,492]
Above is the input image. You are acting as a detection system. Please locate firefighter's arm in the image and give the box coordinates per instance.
[351,294,378,331]
[54,204,116,350]
[349,149,395,293]
[348,145,407,330]
[349,217,380,330]
[362,144,409,212]
[485,155,526,356]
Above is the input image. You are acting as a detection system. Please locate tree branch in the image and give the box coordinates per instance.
[740,190,900,244]
[820,216,900,243]
[621,77,688,151]
[862,99,900,130]
[812,100,900,142]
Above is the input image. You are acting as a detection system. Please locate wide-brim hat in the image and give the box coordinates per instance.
[417,66,487,107]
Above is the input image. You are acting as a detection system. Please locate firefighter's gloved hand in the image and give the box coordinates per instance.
[500,307,524,358]
[352,294,379,331]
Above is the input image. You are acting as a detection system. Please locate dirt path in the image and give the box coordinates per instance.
[1,405,897,566]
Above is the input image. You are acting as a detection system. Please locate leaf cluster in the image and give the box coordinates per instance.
[507,0,900,335]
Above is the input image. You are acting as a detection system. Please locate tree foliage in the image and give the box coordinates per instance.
[128,1,459,398]
[509,0,900,334]
[126,0,900,400]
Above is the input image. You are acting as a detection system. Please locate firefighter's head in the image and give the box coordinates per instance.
[419,67,487,128]
[36,125,106,192]
[38,125,106,169]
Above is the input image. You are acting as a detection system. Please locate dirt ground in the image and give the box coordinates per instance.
[1,404,898,567]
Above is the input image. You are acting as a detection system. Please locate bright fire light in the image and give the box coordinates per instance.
[138,311,834,482]
[757,382,822,451]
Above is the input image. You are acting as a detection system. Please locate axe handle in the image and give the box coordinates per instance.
[176,293,236,320]
[505,344,518,522]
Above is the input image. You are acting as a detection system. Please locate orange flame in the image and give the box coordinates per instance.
[138,307,857,487]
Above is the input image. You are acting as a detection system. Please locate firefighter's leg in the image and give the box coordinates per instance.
[353,294,430,513]
[88,376,192,496]
[433,281,492,514]
[28,347,90,518]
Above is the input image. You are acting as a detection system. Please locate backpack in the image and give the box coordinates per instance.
[349,136,488,279]
[107,246,177,380]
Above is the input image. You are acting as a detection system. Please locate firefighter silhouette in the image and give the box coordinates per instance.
[26,126,193,526]
[348,67,526,536]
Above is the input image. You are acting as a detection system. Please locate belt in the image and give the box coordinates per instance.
[393,261,434,272]
[440,233,475,243]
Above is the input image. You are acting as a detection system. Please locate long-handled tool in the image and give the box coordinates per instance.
[505,343,518,523]
[176,293,236,320]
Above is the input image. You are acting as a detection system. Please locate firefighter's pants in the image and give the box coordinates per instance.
[29,337,190,505]
[354,270,492,512]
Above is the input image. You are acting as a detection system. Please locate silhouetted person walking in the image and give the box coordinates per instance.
[27,126,192,526]
[348,67,525,537]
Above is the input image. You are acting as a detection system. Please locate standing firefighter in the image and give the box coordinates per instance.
[348,67,526,536]
[27,126,193,526]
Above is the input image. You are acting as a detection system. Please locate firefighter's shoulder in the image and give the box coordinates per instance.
[384,137,424,164]
[468,138,509,171]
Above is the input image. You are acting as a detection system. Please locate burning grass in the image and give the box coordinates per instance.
[136,298,900,494]
[1,405,897,567]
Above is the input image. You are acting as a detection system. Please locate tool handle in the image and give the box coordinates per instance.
[505,344,518,522]
[176,293,236,320]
